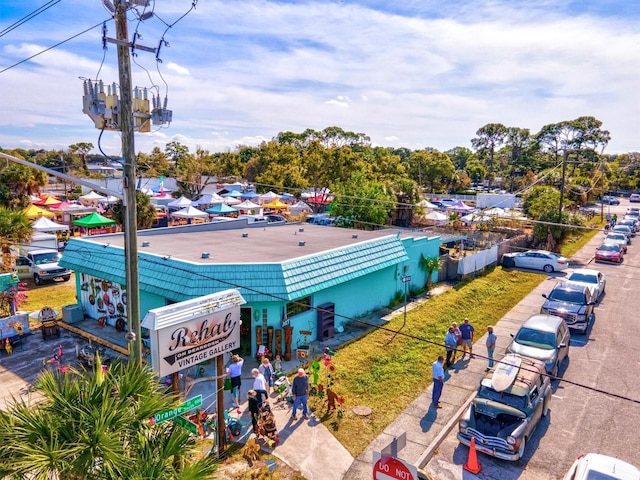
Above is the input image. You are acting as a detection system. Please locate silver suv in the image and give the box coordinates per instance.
[507,314,570,376]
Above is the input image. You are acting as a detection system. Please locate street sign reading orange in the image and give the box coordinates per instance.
[372,456,417,480]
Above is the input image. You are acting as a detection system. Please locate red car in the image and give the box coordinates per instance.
[595,243,623,263]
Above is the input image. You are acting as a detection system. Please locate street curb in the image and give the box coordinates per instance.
[415,390,477,469]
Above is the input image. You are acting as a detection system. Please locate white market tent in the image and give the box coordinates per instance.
[194,193,224,207]
[78,191,106,206]
[223,196,241,205]
[289,201,312,215]
[32,216,69,232]
[259,191,279,203]
[425,211,449,225]
[170,206,209,219]
[235,200,261,211]
[416,199,439,209]
[167,196,193,208]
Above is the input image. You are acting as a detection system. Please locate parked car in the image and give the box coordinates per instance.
[595,243,624,263]
[563,453,640,480]
[457,354,552,461]
[15,249,72,285]
[507,314,570,376]
[565,268,606,300]
[629,193,640,203]
[601,195,620,205]
[502,250,569,273]
[612,224,633,240]
[618,218,638,234]
[541,282,596,333]
[626,206,640,215]
[266,214,287,223]
[603,232,629,252]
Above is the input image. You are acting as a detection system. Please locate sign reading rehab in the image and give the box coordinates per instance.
[141,289,246,377]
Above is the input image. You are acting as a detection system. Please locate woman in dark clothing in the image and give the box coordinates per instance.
[247,390,260,434]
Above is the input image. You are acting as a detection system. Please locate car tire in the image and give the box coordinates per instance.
[34,274,42,286]
[543,264,554,273]
[551,362,559,378]
[63,276,71,282]
[517,437,527,459]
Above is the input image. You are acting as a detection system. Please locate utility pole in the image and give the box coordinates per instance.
[558,149,568,220]
[115,2,143,363]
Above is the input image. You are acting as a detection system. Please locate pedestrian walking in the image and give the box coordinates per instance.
[251,368,269,406]
[444,326,457,368]
[432,356,445,408]
[485,325,497,371]
[460,318,475,359]
[259,357,275,394]
[291,368,310,420]
[451,322,462,361]
[226,354,244,414]
[613,213,618,225]
[247,390,260,434]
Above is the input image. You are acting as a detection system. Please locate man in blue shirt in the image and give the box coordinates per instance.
[444,327,458,368]
[485,325,497,372]
[460,318,475,359]
[432,356,445,408]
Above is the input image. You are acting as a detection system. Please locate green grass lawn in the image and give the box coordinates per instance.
[311,267,545,457]
[21,274,77,329]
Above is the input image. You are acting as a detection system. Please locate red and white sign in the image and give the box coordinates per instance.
[372,456,417,480]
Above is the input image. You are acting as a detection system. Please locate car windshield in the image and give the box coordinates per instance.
[477,386,527,410]
[514,327,556,350]
[549,289,586,304]
[598,245,619,252]
[606,234,625,241]
[568,273,597,284]
[32,252,59,264]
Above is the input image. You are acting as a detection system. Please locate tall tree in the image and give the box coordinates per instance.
[68,142,94,172]
[409,150,455,192]
[110,191,157,230]
[330,171,395,229]
[471,123,508,189]
[165,141,189,168]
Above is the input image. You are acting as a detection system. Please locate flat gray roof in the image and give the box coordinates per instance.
[87,223,429,264]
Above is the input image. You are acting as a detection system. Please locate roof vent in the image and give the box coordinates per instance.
[201,252,210,259]
[352,234,358,239]
[299,228,304,232]
[298,241,306,247]
[141,241,150,247]
[242,233,249,238]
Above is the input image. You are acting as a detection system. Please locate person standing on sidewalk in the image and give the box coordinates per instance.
[460,318,475,359]
[451,322,462,362]
[432,356,445,408]
[291,368,310,420]
[226,354,244,414]
[251,368,269,407]
[485,325,497,372]
[444,326,457,368]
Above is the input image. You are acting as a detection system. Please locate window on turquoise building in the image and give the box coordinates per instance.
[286,296,311,318]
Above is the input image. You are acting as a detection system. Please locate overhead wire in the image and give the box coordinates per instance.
[0,0,61,38]
[0,18,113,75]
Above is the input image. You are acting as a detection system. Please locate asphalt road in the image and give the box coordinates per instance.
[424,200,640,480]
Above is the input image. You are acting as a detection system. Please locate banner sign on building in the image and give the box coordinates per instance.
[141,289,246,377]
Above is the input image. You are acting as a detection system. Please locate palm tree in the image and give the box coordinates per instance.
[0,359,218,479]
[0,207,33,273]
[419,254,442,291]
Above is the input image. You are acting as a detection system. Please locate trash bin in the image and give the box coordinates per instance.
[501,255,515,268]
[62,304,84,324]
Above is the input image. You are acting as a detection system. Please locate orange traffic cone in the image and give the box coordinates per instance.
[463,437,482,474]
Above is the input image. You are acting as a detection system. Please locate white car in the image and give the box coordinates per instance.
[563,453,640,480]
[506,250,569,273]
[566,269,606,300]
[604,232,629,252]
[612,224,633,240]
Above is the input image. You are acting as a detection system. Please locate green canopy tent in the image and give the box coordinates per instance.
[72,212,116,235]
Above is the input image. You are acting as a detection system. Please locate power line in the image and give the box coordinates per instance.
[58,243,640,405]
[0,19,112,75]
[0,0,61,38]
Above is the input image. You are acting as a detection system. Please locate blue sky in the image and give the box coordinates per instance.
[0,0,638,157]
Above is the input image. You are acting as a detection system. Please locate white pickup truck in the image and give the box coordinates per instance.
[15,249,72,285]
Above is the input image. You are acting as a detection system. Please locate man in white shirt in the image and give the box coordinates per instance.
[251,368,268,407]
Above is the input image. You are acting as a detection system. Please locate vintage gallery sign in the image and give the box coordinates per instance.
[142,289,246,377]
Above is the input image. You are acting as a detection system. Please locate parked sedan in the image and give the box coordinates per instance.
[566,268,606,300]
[563,453,640,480]
[604,232,629,253]
[595,243,624,263]
[630,193,640,203]
[601,195,620,205]
[504,250,569,273]
[612,224,633,241]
